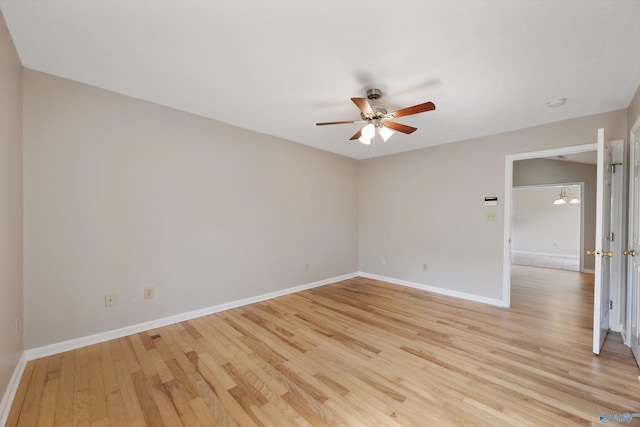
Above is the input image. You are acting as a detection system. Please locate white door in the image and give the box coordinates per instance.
[626,125,640,365]
[593,128,613,354]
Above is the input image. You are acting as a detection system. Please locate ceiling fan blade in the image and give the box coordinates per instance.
[316,120,358,126]
[349,127,364,140]
[383,121,417,134]
[351,98,373,115]
[385,101,435,119]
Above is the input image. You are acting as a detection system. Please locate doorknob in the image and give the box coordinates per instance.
[587,250,600,256]
[624,249,636,256]
[603,251,613,258]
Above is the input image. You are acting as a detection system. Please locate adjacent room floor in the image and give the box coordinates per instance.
[511,253,581,272]
[7,267,640,426]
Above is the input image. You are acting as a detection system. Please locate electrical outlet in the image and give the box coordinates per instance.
[381,258,386,265]
[144,287,154,299]
[486,212,497,222]
[105,293,116,308]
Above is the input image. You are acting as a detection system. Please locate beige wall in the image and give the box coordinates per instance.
[23,70,359,348]
[0,8,23,409]
[359,110,626,300]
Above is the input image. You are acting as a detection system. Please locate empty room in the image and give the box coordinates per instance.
[2,1,640,426]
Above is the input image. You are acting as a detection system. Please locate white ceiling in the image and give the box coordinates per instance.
[2,1,639,160]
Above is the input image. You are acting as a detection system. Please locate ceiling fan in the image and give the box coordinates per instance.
[316,88,436,145]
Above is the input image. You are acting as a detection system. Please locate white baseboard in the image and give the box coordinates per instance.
[512,250,580,259]
[0,351,27,427]
[25,272,358,361]
[582,269,595,274]
[358,272,504,307]
[609,322,623,334]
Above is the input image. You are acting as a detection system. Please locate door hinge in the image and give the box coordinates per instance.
[609,300,613,310]
[609,232,614,242]
[610,162,623,173]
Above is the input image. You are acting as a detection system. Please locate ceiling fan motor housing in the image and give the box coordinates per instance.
[361,105,387,121]
[362,88,386,120]
[366,88,382,100]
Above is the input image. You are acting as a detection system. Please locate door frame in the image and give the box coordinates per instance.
[503,142,625,328]
[625,116,640,353]
[608,138,626,333]
[503,144,596,307]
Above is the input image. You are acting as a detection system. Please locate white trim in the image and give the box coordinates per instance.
[608,139,626,334]
[359,272,504,307]
[504,153,514,307]
[582,268,596,274]
[511,250,580,259]
[503,143,598,308]
[0,352,27,427]
[625,116,640,357]
[25,272,358,360]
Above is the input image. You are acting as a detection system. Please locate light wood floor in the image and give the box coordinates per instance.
[7,266,640,426]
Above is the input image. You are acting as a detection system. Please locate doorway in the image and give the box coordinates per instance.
[503,144,597,307]
[503,141,625,337]
[511,184,583,272]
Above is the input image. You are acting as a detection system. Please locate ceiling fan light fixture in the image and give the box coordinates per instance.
[359,135,372,145]
[379,126,394,142]
[358,123,375,145]
[361,123,375,138]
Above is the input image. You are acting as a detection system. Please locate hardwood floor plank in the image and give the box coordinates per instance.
[53,351,75,427]
[147,377,184,427]
[130,333,158,378]
[105,390,127,426]
[114,360,146,425]
[195,366,258,427]
[162,379,204,427]
[223,363,268,408]
[187,370,234,427]
[188,397,219,427]
[8,267,640,426]
[71,387,89,427]
[17,358,49,426]
[132,371,164,426]
[35,377,58,427]
[87,344,108,424]
[258,401,310,427]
